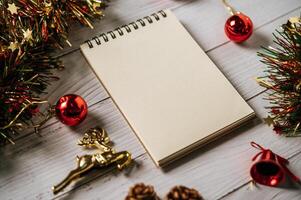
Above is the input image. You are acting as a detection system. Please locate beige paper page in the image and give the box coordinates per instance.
[81,10,254,166]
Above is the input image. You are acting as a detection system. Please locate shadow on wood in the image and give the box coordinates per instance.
[276,174,301,190]
[68,111,106,135]
[162,117,262,172]
[238,30,272,50]
[53,160,140,200]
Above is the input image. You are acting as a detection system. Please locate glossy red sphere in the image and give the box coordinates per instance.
[224,13,253,42]
[55,94,88,126]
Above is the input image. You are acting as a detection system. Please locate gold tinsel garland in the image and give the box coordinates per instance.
[0,0,108,144]
[257,16,301,136]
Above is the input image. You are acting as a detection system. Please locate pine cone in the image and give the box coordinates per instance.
[125,183,160,200]
[165,186,203,200]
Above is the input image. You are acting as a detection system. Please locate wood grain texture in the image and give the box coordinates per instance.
[0,99,144,200]
[8,50,110,142]
[222,152,301,200]
[173,0,301,51]
[51,94,301,200]
[1,0,301,200]
[55,0,301,56]
[208,8,301,100]
[54,0,187,56]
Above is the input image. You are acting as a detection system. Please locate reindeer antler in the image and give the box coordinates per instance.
[78,127,111,151]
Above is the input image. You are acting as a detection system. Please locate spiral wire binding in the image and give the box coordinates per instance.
[85,10,167,48]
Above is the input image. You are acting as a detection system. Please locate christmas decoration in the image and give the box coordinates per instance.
[52,127,132,194]
[125,183,160,200]
[0,44,62,144]
[257,16,301,136]
[7,3,18,15]
[55,94,88,126]
[1,0,108,49]
[0,0,108,144]
[222,0,253,42]
[250,142,300,187]
[165,186,203,200]
[125,184,203,200]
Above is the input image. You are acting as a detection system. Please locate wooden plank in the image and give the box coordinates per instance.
[48,4,301,114]
[52,93,301,200]
[173,0,301,51]
[17,7,301,142]
[207,8,301,100]
[8,50,110,142]
[56,0,301,56]
[222,152,301,200]
[2,89,301,200]
[54,0,188,56]
[0,99,144,200]
[2,1,301,200]
[46,50,109,106]
[44,7,301,116]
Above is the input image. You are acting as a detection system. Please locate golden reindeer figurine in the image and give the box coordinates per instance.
[52,127,132,194]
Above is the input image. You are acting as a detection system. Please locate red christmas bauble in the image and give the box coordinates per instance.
[224,12,253,42]
[55,94,88,126]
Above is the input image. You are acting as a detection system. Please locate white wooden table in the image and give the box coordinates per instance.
[1,1,301,199]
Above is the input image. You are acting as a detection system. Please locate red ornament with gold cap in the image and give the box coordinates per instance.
[55,94,88,126]
[222,0,253,42]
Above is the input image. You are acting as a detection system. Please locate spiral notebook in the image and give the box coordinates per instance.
[80,9,255,167]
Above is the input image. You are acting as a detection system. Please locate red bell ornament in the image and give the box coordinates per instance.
[55,94,88,126]
[222,0,253,42]
[250,142,300,187]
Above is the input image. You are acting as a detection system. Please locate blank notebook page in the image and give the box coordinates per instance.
[81,10,254,166]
